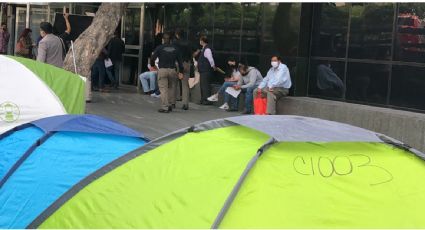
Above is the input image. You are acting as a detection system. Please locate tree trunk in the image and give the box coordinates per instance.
[63,3,127,78]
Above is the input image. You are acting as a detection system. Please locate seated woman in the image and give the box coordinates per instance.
[207,56,241,110]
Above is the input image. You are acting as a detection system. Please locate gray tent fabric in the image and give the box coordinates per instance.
[225,115,383,142]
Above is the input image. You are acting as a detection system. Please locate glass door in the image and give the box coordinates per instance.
[121,4,144,86]
[29,5,49,45]
[14,7,27,55]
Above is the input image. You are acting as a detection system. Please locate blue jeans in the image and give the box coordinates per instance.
[218,81,237,95]
[106,66,117,86]
[91,59,106,89]
[139,71,158,93]
[225,85,256,112]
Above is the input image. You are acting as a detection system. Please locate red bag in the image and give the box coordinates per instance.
[254,91,267,115]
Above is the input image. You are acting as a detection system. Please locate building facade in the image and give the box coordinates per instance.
[1,2,424,112]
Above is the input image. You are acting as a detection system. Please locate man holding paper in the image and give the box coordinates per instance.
[224,61,263,114]
[254,55,292,115]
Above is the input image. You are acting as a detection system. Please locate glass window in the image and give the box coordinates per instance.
[73,3,99,15]
[240,54,260,70]
[122,56,139,85]
[260,3,302,57]
[308,60,345,99]
[311,3,349,58]
[346,62,390,104]
[164,4,191,32]
[390,65,425,110]
[348,3,394,60]
[187,3,214,46]
[241,3,261,54]
[124,7,141,45]
[213,3,242,52]
[394,3,425,63]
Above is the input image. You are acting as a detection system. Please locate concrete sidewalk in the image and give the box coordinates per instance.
[86,85,238,139]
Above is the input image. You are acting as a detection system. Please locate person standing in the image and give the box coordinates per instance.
[173,29,191,110]
[254,56,292,115]
[15,28,34,59]
[0,22,10,55]
[151,33,184,113]
[90,49,109,93]
[197,35,216,105]
[37,22,64,68]
[108,31,125,89]
[56,13,72,53]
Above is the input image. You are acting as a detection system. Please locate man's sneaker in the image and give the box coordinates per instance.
[207,94,219,102]
[219,103,229,110]
[150,93,160,98]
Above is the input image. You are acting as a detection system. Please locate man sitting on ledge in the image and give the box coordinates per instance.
[254,55,291,115]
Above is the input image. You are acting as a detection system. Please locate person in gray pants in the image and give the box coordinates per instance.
[254,55,292,115]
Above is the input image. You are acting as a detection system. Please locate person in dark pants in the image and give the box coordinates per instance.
[91,50,109,93]
[108,31,125,89]
[196,35,216,105]
[173,29,192,110]
[151,33,184,113]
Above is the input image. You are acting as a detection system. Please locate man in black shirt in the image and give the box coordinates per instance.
[173,29,191,110]
[151,33,184,113]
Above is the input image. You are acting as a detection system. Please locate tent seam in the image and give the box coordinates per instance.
[0,131,54,189]
[211,137,277,229]
[27,128,189,228]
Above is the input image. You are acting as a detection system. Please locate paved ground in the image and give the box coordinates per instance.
[86,85,238,139]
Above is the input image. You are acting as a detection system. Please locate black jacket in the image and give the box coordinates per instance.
[151,43,184,73]
[108,37,125,63]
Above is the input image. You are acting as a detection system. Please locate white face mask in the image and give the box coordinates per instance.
[271,61,279,68]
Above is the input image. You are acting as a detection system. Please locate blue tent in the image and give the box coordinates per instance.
[0,114,148,228]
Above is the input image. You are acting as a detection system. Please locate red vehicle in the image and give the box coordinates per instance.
[398,13,424,52]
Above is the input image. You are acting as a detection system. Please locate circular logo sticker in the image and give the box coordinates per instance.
[0,102,20,123]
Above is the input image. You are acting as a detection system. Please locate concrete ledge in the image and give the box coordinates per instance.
[277,97,425,152]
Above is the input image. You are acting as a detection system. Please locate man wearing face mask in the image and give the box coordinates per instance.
[254,55,292,115]
[196,35,217,105]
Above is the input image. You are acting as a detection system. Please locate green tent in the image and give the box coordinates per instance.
[29,116,425,228]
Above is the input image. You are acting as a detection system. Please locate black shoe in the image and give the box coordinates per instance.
[158,108,170,113]
[171,104,176,109]
[182,105,189,110]
[86,100,92,103]
[241,110,251,115]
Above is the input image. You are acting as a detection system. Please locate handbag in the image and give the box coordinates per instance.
[15,39,29,56]
[104,58,113,68]
[254,90,267,115]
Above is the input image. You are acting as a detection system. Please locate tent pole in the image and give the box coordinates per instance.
[71,40,78,75]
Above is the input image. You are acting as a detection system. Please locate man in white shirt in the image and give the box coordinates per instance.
[254,56,291,115]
